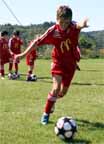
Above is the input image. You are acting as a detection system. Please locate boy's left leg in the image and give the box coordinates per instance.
[14,57,20,78]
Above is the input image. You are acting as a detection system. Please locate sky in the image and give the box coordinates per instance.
[0,0,104,32]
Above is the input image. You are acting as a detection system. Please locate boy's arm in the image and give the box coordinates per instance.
[8,39,14,55]
[15,39,37,59]
[76,18,89,29]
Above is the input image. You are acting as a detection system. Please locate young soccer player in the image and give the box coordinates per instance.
[0,31,13,79]
[8,30,23,79]
[26,41,38,81]
[15,5,88,124]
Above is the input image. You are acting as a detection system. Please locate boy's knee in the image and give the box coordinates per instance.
[58,90,68,98]
[51,87,60,96]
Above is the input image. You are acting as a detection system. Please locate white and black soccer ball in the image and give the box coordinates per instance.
[31,74,37,81]
[8,73,17,80]
[54,116,77,141]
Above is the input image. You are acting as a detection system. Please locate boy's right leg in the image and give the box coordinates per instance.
[41,93,57,125]
[41,75,62,125]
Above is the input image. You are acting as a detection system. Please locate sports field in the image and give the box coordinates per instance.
[0,58,104,144]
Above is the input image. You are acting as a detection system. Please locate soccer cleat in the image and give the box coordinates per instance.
[26,76,33,81]
[41,113,50,125]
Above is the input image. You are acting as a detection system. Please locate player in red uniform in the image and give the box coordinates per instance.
[26,41,38,81]
[15,5,88,124]
[8,30,23,79]
[0,31,13,79]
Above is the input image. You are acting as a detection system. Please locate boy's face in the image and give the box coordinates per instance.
[57,17,71,30]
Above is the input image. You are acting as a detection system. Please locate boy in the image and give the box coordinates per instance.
[0,31,13,79]
[8,30,23,79]
[15,5,88,124]
[26,41,38,81]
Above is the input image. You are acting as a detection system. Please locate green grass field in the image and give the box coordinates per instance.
[0,58,104,144]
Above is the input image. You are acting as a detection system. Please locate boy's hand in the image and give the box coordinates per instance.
[77,18,89,29]
[14,54,19,60]
[82,18,89,28]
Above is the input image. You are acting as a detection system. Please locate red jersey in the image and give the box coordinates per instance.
[9,36,23,54]
[0,38,11,64]
[35,22,80,65]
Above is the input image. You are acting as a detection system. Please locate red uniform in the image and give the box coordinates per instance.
[34,22,80,86]
[0,38,11,64]
[9,37,23,63]
[26,49,37,66]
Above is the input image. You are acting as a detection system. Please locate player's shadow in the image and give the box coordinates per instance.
[63,139,91,144]
[81,69,104,72]
[76,118,104,130]
[72,82,104,86]
[37,76,52,83]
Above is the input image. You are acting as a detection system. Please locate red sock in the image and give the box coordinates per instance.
[44,93,57,114]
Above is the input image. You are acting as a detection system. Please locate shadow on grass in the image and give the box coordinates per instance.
[76,119,104,130]
[81,69,104,72]
[63,139,91,144]
[5,73,104,86]
[72,82,104,86]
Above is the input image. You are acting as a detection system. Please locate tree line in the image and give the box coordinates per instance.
[0,22,104,58]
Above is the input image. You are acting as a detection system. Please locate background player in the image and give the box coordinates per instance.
[0,31,13,79]
[8,30,23,79]
[26,40,38,81]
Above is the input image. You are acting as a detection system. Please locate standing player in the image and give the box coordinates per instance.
[0,31,13,79]
[15,5,88,124]
[8,30,23,79]
[26,41,38,81]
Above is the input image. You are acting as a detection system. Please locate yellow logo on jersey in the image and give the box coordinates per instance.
[60,39,71,53]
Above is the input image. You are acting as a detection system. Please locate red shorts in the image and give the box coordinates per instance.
[51,62,76,87]
[26,56,36,66]
[0,52,12,65]
[26,49,37,66]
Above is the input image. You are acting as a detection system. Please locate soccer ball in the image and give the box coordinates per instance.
[8,73,17,80]
[31,74,37,81]
[54,116,77,141]
[27,74,37,81]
